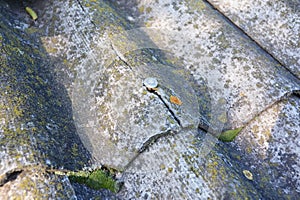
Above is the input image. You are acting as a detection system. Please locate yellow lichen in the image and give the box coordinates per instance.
[160,164,166,170]
[242,170,253,180]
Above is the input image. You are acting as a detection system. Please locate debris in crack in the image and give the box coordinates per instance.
[170,95,182,105]
[66,168,121,193]
[0,164,121,194]
[198,115,214,134]
[25,7,38,21]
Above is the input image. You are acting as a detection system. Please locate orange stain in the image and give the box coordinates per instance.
[170,95,182,105]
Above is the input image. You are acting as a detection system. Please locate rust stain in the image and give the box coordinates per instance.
[170,95,182,105]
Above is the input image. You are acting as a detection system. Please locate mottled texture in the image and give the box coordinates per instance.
[0,0,95,198]
[115,0,300,130]
[0,167,76,199]
[118,129,263,199]
[0,0,300,199]
[207,0,300,79]
[230,95,300,198]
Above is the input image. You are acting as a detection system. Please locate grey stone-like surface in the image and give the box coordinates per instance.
[0,0,95,198]
[207,0,300,79]
[0,0,299,199]
[71,182,120,200]
[118,129,263,199]
[227,94,300,198]
[95,0,300,198]
[112,0,300,130]
[0,167,76,199]
[36,0,203,170]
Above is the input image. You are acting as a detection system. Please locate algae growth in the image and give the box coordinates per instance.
[67,168,120,193]
[218,127,243,142]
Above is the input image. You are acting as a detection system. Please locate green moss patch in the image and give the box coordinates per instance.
[218,127,243,142]
[67,169,119,193]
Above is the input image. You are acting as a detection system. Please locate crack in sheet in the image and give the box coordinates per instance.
[236,89,300,133]
[152,89,182,127]
[76,0,97,27]
[109,40,133,70]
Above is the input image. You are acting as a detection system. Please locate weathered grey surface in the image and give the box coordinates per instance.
[118,129,263,199]
[71,182,120,200]
[108,0,300,198]
[0,167,76,199]
[0,0,93,198]
[0,0,299,199]
[114,0,300,130]
[226,95,300,198]
[207,0,300,79]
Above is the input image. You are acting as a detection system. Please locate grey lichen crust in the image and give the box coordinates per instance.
[0,0,93,198]
[0,0,300,199]
[230,96,300,198]
[207,0,300,79]
[0,167,76,199]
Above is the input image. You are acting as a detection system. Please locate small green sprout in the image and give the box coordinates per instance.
[25,7,38,20]
[218,127,243,142]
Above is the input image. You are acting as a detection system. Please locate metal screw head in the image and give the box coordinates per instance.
[143,77,158,90]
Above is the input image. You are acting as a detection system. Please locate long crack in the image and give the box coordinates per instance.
[121,129,176,174]
[228,89,300,137]
[138,129,175,154]
[0,164,120,189]
[0,165,65,187]
[121,88,182,173]
[109,30,300,173]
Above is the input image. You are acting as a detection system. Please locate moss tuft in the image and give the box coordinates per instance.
[68,169,119,193]
[218,127,243,142]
